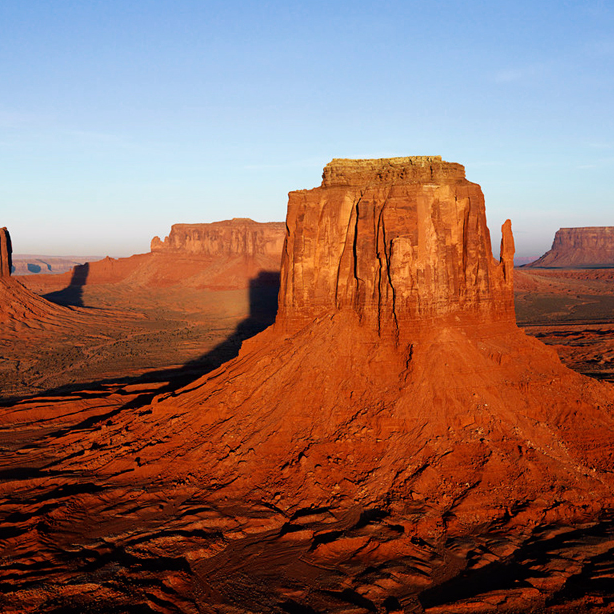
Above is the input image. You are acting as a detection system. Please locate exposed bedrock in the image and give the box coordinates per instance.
[528,226,614,268]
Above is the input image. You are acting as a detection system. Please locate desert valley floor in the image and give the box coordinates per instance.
[2,264,614,404]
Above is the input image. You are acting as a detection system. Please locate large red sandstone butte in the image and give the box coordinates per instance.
[527,226,614,268]
[2,159,614,613]
[279,157,514,333]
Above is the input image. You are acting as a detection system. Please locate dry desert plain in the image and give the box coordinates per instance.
[2,159,614,613]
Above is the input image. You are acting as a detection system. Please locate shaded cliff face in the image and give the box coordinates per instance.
[279,157,514,336]
[151,218,286,257]
[528,226,614,268]
[0,227,12,278]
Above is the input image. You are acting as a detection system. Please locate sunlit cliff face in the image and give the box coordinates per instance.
[278,157,515,337]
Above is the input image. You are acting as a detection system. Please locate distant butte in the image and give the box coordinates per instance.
[151,217,286,258]
[527,226,614,268]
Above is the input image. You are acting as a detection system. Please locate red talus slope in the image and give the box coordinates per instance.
[0,228,138,338]
[0,227,79,329]
[527,226,614,268]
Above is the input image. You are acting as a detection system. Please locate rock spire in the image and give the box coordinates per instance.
[0,227,12,278]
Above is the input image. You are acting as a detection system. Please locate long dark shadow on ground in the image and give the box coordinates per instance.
[42,262,90,307]
[1,270,280,407]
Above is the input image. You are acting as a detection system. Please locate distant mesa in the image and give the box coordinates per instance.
[151,218,286,257]
[526,226,614,268]
[22,218,286,293]
[11,255,103,276]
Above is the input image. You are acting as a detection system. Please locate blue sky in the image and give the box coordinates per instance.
[1,1,613,258]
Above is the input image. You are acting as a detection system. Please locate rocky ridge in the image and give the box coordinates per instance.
[527,226,614,268]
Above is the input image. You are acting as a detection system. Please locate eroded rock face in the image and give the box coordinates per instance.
[279,157,514,336]
[0,227,12,278]
[527,226,614,268]
[151,218,286,257]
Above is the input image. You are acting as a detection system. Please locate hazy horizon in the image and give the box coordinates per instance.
[1,1,613,259]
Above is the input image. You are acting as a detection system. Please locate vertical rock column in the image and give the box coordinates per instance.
[0,227,12,278]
